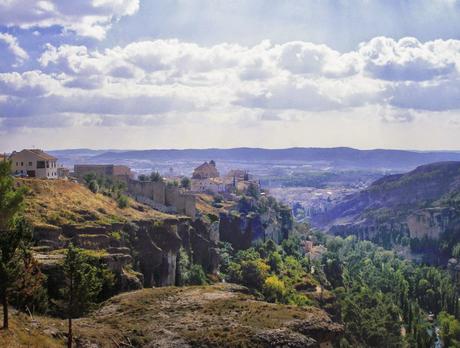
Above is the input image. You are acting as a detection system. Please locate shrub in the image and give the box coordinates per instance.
[241,259,270,290]
[189,264,207,285]
[268,251,283,273]
[88,180,99,193]
[263,275,286,303]
[227,262,242,283]
[117,194,129,208]
[181,177,191,189]
[138,174,148,181]
[150,171,163,182]
[178,248,191,286]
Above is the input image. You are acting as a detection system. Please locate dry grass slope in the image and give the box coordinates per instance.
[0,284,342,347]
[17,178,175,228]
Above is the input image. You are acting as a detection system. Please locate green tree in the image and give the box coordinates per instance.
[138,174,148,181]
[263,275,286,302]
[116,194,129,208]
[88,180,99,193]
[246,182,260,199]
[439,311,460,347]
[452,243,460,258]
[188,264,207,285]
[241,259,269,291]
[62,244,102,348]
[83,172,96,185]
[0,160,28,329]
[181,177,191,189]
[150,171,163,182]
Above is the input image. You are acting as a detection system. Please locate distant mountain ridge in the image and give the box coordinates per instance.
[48,147,460,171]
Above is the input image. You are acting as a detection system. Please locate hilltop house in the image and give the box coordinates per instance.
[191,160,226,193]
[9,149,58,179]
[191,177,226,194]
[192,160,219,179]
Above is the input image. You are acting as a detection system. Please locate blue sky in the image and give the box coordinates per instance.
[1,0,460,151]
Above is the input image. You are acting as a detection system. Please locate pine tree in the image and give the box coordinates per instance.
[0,160,28,329]
[62,243,102,348]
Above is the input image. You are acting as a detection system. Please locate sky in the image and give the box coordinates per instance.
[0,0,460,151]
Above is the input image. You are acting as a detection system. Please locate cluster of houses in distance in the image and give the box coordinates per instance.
[3,149,259,196]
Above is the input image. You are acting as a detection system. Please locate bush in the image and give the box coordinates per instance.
[181,177,191,189]
[189,264,207,285]
[138,174,148,181]
[227,262,242,283]
[150,172,163,182]
[268,251,283,273]
[241,259,270,290]
[88,180,99,193]
[177,248,191,286]
[117,194,129,208]
[263,275,286,303]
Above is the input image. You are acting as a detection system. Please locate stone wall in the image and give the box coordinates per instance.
[127,179,196,219]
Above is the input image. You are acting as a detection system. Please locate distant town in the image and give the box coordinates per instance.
[4,149,261,219]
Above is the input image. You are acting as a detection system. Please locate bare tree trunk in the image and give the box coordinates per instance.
[2,292,8,330]
[67,275,73,348]
[67,317,72,348]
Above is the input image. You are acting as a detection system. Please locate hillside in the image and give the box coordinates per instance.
[18,179,175,229]
[18,178,221,293]
[0,284,343,347]
[311,161,460,260]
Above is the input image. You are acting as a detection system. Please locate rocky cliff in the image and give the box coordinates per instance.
[219,196,293,250]
[18,179,219,293]
[311,162,460,258]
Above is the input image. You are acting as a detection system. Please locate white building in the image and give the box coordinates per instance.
[191,177,226,194]
[10,149,58,179]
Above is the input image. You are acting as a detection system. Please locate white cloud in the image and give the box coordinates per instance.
[0,0,139,40]
[0,32,28,64]
[359,36,460,81]
[0,36,458,133]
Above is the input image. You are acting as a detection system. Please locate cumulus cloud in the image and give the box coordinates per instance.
[1,36,459,132]
[0,0,139,39]
[0,32,28,64]
[359,37,459,81]
[0,71,58,97]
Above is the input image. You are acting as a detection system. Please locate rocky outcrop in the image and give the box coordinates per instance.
[219,205,293,250]
[64,283,343,347]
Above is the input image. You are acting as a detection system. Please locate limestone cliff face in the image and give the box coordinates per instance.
[313,162,460,257]
[219,205,293,250]
[33,215,219,292]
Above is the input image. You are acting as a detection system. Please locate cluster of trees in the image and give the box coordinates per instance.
[219,231,316,306]
[138,171,191,190]
[82,173,129,209]
[322,235,458,347]
[218,214,460,348]
[1,161,108,347]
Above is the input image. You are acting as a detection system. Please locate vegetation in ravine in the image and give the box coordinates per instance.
[218,222,460,348]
